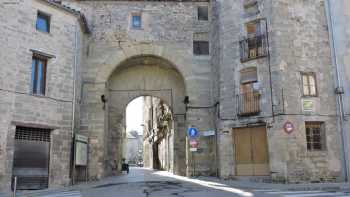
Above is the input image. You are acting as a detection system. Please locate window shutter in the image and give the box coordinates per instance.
[240,67,257,84]
[259,19,267,36]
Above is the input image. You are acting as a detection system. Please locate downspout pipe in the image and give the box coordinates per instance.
[71,22,79,185]
[325,0,349,182]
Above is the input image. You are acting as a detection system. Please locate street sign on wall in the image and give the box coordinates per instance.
[202,130,215,136]
[283,121,294,134]
[188,127,198,138]
[189,139,199,148]
[302,100,314,112]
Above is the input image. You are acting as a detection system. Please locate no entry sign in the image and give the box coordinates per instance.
[284,121,294,134]
[189,139,199,148]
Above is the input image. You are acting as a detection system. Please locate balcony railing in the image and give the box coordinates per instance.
[240,34,268,62]
[237,92,261,116]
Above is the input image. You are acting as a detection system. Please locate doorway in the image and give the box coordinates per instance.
[12,126,51,190]
[233,126,269,176]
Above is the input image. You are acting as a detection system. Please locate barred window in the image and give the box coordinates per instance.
[305,122,326,151]
[15,126,51,142]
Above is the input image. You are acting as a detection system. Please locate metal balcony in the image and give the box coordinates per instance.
[237,92,261,116]
[240,34,268,62]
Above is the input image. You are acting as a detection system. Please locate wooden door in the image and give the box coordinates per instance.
[234,127,269,176]
[240,84,254,114]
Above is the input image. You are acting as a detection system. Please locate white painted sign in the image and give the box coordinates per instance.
[190,148,197,152]
[202,130,215,136]
[302,99,314,112]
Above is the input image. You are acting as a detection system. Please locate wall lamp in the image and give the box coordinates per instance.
[184,96,189,111]
[101,95,107,110]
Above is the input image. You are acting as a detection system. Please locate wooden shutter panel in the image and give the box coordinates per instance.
[240,67,257,84]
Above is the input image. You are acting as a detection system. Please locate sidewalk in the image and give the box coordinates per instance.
[1,168,350,197]
[198,176,350,191]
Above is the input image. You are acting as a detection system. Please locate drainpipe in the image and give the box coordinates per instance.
[71,23,79,184]
[325,0,349,182]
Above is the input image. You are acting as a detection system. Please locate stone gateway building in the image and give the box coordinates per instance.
[0,0,349,191]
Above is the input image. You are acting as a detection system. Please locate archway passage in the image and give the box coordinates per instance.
[106,55,187,176]
[125,96,174,172]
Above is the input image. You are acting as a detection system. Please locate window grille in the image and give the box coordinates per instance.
[15,127,51,142]
[305,122,326,151]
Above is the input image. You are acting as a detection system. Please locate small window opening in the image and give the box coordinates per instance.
[198,6,209,21]
[193,41,209,56]
[36,11,50,33]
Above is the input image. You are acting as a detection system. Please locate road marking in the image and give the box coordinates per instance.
[253,189,280,192]
[267,191,322,194]
[284,192,345,197]
[39,191,81,197]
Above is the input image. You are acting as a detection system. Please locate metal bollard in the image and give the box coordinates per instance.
[13,176,17,197]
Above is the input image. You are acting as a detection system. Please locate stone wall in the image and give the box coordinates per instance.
[326,0,350,180]
[0,0,348,191]
[216,0,342,182]
[0,0,84,190]
[63,0,216,179]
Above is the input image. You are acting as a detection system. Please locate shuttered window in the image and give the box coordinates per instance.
[240,67,257,84]
[13,127,51,190]
[302,72,317,97]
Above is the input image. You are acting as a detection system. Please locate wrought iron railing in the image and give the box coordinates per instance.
[240,34,267,62]
[237,92,261,116]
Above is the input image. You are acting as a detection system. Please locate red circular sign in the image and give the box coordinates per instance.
[189,139,199,148]
[284,121,294,134]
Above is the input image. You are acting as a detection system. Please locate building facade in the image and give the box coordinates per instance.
[214,0,346,183]
[0,0,349,191]
[0,0,87,191]
[326,0,350,181]
[125,130,143,165]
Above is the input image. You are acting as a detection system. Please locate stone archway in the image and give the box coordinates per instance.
[105,55,187,176]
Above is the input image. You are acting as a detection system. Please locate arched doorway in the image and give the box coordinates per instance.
[105,55,187,176]
[125,96,175,172]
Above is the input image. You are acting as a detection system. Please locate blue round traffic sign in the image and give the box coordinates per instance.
[188,127,198,138]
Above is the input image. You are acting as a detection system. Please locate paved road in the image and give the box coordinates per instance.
[25,168,350,197]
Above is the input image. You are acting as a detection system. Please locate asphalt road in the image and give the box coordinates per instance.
[77,168,350,197]
[17,168,350,197]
